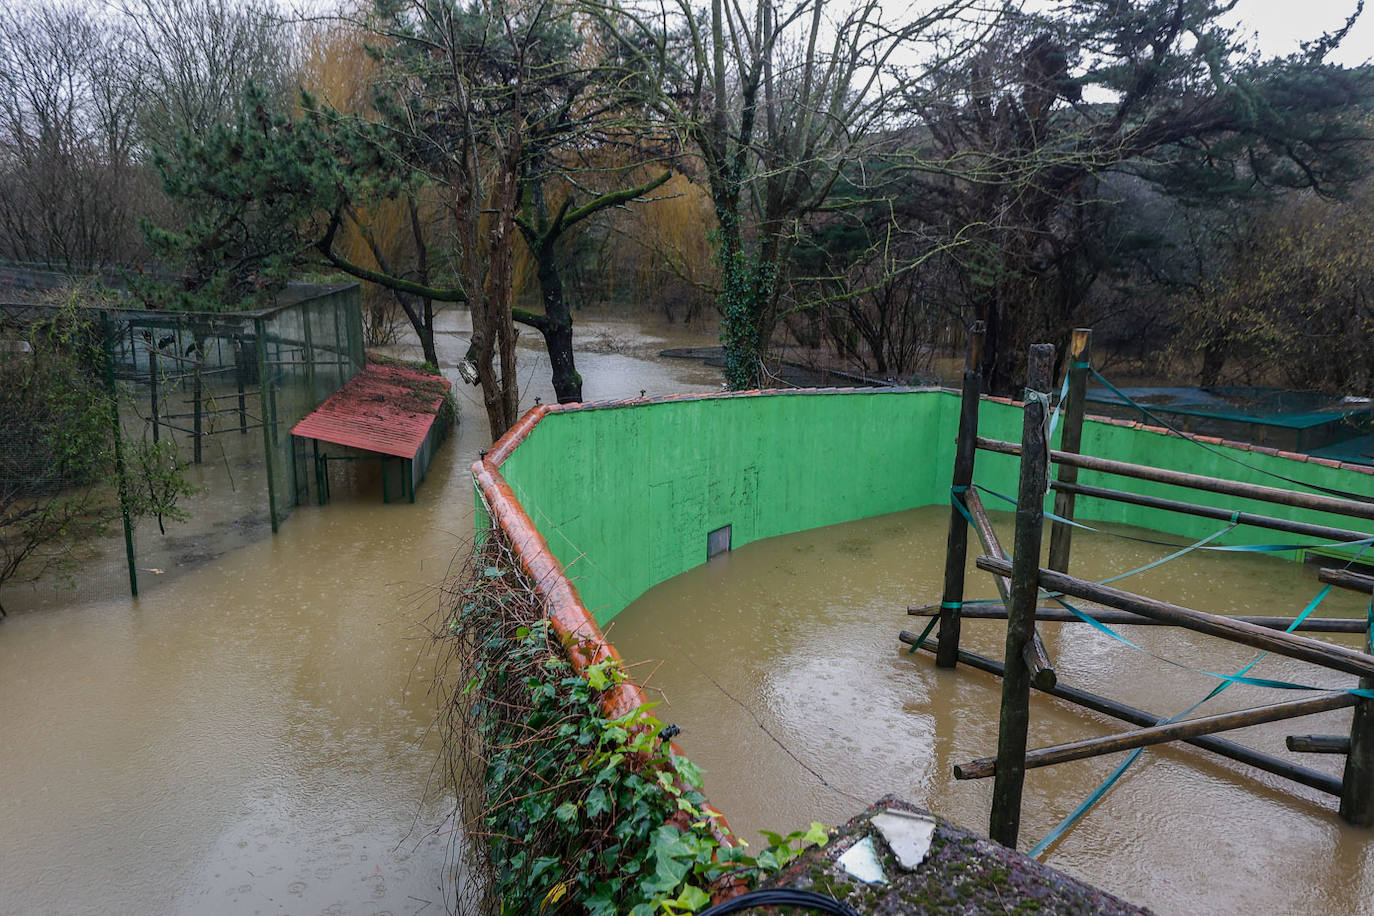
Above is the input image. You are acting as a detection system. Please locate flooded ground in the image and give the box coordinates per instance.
[610,507,1374,916]
[0,307,722,915]
[11,301,1368,915]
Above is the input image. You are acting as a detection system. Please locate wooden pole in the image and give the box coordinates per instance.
[1288,734,1351,754]
[937,322,985,669]
[963,489,1056,689]
[989,343,1054,849]
[976,438,1374,522]
[977,556,1374,680]
[898,632,1343,795]
[956,691,1357,779]
[1050,480,1373,545]
[1320,568,1374,595]
[1341,612,1374,825]
[1048,329,1091,573]
[907,603,1369,633]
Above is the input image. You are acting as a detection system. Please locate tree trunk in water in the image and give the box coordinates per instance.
[535,248,582,403]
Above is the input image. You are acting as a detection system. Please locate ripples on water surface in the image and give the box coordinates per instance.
[612,506,1374,916]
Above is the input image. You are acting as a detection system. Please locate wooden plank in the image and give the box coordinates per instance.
[898,631,1343,796]
[938,322,985,668]
[977,556,1374,680]
[1320,568,1374,595]
[1051,480,1373,544]
[1287,734,1351,754]
[956,692,1357,779]
[906,603,1369,634]
[976,437,1374,522]
[990,343,1054,849]
[1048,328,1091,573]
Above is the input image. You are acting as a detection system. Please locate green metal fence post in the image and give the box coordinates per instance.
[255,317,279,532]
[101,311,138,598]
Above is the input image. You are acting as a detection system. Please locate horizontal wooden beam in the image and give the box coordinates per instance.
[906,603,1369,634]
[1287,734,1351,754]
[955,692,1357,779]
[977,555,1374,680]
[976,436,1374,522]
[1051,480,1374,544]
[1319,568,1374,595]
[897,631,1342,795]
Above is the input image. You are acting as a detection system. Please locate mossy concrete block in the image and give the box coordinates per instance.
[761,795,1152,915]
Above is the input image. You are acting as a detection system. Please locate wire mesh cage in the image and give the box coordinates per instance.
[0,275,363,607]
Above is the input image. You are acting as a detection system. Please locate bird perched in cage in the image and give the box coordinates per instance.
[184,341,202,358]
[158,334,175,350]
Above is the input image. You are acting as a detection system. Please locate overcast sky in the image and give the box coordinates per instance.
[1229,0,1372,66]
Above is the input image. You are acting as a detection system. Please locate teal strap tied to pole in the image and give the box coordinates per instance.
[1028,544,1374,858]
[940,600,962,610]
[1048,370,1072,441]
[907,615,940,654]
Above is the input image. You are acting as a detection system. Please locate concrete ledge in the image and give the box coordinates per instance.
[763,795,1152,914]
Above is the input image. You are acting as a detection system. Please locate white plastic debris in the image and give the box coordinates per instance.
[871,808,937,870]
[836,835,887,885]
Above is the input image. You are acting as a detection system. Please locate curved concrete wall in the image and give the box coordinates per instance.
[476,388,1374,630]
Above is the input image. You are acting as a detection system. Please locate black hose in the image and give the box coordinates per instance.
[696,888,863,916]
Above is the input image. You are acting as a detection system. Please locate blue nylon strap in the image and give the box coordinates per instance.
[1029,565,1374,858]
[1047,370,1072,441]
[1048,594,1374,696]
[974,483,1374,556]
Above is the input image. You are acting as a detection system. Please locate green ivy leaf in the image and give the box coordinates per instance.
[586,787,611,818]
[674,885,711,911]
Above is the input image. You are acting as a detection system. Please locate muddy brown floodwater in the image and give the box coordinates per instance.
[0,309,723,916]
[610,506,1374,916]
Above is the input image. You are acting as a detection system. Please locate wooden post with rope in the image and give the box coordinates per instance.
[1048,328,1091,574]
[937,322,985,669]
[989,343,1054,848]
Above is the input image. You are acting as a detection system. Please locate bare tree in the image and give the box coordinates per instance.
[121,0,299,150]
[0,3,149,266]
[594,0,986,387]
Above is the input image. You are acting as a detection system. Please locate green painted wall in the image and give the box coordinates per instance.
[493,390,1374,625]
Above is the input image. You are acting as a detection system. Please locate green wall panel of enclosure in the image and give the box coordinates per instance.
[498,390,956,625]
[494,389,1374,627]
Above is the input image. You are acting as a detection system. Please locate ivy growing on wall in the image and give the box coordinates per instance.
[436,527,828,914]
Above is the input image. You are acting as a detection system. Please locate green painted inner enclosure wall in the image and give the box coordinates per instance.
[494,390,1374,625]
